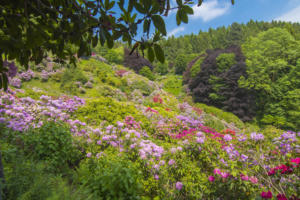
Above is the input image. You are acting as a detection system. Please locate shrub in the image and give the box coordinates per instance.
[21,122,82,172]
[139,66,155,81]
[74,97,148,127]
[76,157,142,200]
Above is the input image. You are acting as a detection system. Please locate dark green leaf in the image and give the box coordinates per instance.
[147,46,154,62]
[176,11,181,25]
[153,32,160,42]
[108,1,115,10]
[143,19,150,33]
[183,5,194,14]
[134,2,146,14]
[198,0,203,6]
[176,0,183,6]
[154,44,164,63]
[231,0,235,5]
[179,9,188,23]
[151,15,166,36]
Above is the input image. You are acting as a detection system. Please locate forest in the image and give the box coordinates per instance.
[0,1,299,199]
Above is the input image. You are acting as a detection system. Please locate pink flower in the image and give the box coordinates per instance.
[240,174,249,181]
[249,176,258,184]
[213,168,221,175]
[220,172,230,178]
[261,191,272,199]
[86,152,92,158]
[175,182,183,190]
[291,157,300,165]
[97,140,102,145]
[276,194,287,200]
[208,176,215,182]
[154,174,159,180]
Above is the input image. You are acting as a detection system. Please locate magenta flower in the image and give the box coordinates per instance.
[261,191,272,199]
[175,182,183,190]
[208,176,215,182]
[220,172,230,178]
[213,168,221,175]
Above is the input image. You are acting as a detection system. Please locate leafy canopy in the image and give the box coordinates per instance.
[0,0,234,90]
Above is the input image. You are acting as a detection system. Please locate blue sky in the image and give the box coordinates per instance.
[164,0,300,37]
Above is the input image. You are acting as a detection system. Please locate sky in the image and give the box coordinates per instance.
[164,0,300,37]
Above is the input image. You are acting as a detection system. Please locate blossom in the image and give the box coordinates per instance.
[213,168,221,175]
[249,176,258,184]
[220,172,230,178]
[240,174,249,181]
[276,194,287,200]
[250,132,264,141]
[241,154,248,161]
[175,182,183,190]
[154,174,159,180]
[208,176,215,182]
[224,134,232,142]
[291,157,300,165]
[86,152,92,158]
[168,159,175,166]
[261,191,272,199]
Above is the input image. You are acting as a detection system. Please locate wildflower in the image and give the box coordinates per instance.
[250,132,264,141]
[249,176,258,184]
[196,137,205,144]
[154,174,159,180]
[168,159,175,166]
[208,176,215,182]
[213,168,221,175]
[220,172,230,178]
[241,154,248,161]
[224,134,232,142]
[175,182,183,190]
[86,152,92,158]
[261,191,272,199]
[276,194,287,200]
[240,174,249,181]
[291,157,300,165]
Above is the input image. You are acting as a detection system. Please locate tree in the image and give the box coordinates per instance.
[0,0,235,90]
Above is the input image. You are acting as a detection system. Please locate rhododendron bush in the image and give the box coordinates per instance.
[0,89,299,199]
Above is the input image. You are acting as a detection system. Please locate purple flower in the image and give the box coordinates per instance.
[224,134,232,142]
[175,182,183,190]
[241,154,248,161]
[97,140,102,145]
[168,159,175,166]
[154,174,159,180]
[250,132,264,141]
[196,137,205,144]
[86,152,92,158]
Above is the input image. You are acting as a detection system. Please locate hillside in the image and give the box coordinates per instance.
[1,48,299,199]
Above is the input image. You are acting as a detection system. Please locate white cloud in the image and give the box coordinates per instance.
[275,5,300,23]
[167,27,185,37]
[191,0,230,22]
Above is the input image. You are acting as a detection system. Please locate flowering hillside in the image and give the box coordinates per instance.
[0,57,299,200]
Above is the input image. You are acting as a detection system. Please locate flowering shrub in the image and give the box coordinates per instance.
[0,89,299,200]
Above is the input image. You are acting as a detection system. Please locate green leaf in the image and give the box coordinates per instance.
[183,5,194,14]
[108,1,115,10]
[176,0,183,6]
[154,44,164,63]
[153,32,160,42]
[143,19,150,33]
[176,11,181,25]
[134,2,146,14]
[231,0,235,5]
[179,9,188,23]
[147,46,154,62]
[151,15,166,36]
[198,0,203,6]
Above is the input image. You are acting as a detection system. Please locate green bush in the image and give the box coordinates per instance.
[159,75,183,96]
[74,97,148,127]
[216,53,236,72]
[21,122,81,173]
[76,157,142,200]
[195,103,244,128]
[139,66,155,81]
[130,80,154,96]
[190,58,203,78]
